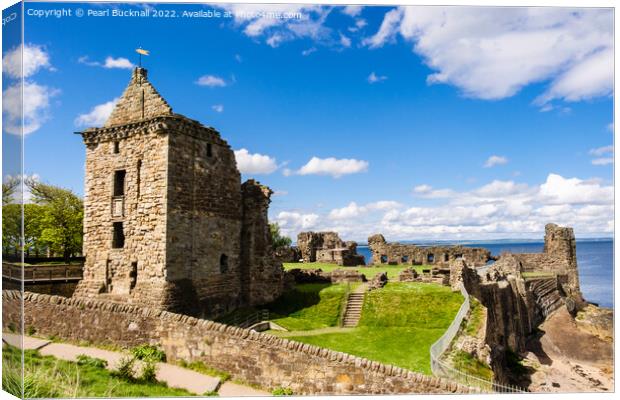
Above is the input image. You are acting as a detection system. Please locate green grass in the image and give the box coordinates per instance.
[268,283,351,330]
[283,262,434,280]
[465,297,486,336]
[451,350,494,381]
[2,345,194,398]
[521,271,556,279]
[177,359,231,382]
[284,282,463,375]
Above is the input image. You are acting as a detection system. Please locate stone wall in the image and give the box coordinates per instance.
[3,290,473,395]
[2,280,77,298]
[367,234,491,267]
[297,232,365,266]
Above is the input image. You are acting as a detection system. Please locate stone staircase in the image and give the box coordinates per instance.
[342,289,365,328]
[528,278,564,319]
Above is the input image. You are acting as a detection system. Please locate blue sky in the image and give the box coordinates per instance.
[3,2,614,241]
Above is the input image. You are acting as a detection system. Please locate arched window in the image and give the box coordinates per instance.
[220,254,228,273]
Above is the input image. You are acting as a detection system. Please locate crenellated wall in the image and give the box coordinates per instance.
[3,290,475,395]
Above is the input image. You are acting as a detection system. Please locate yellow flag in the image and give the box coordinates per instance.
[136,48,150,56]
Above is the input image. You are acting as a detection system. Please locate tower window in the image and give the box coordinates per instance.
[112,222,125,248]
[113,170,126,196]
[220,254,228,273]
[427,254,435,263]
[136,160,142,199]
[206,143,213,158]
[113,141,120,154]
[130,262,138,291]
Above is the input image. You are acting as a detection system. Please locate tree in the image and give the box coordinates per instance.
[2,176,19,205]
[270,222,292,249]
[27,180,84,261]
[2,203,21,256]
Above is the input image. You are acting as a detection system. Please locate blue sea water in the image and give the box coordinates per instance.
[356,240,614,308]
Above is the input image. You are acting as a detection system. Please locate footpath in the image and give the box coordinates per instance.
[3,333,269,397]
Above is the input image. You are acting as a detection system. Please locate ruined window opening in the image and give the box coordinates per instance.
[112,222,125,249]
[380,255,388,264]
[136,160,142,199]
[427,254,434,263]
[401,255,409,263]
[220,254,228,273]
[113,170,126,196]
[444,254,450,262]
[207,143,213,158]
[455,254,463,260]
[129,262,138,291]
[113,141,120,154]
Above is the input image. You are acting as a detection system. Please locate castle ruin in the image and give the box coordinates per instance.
[297,231,365,266]
[73,67,288,318]
[368,234,492,267]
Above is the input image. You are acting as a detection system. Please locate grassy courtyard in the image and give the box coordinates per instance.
[1,346,194,398]
[282,262,433,280]
[270,282,463,375]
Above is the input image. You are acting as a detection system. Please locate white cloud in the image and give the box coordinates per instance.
[413,184,455,199]
[592,158,613,166]
[484,155,508,168]
[2,82,58,135]
[364,7,612,104]
[295,156,369,178]
[235,54,243,63]
[212,104,224,113]
[302,47,317,56]
[196,75,227,87]
[276,173,613,241]
[74,97,120,127]
[340,33,352,48]
[342,6,363,17]
[367,72,387,84]
[275,211,320,236]
[607,122,614,132]
[589,145,613,157]
[234,148,278,175]
[103,57,134,69]
[3,44,51,79]
[219,4,331,47]
[362,7,403,48]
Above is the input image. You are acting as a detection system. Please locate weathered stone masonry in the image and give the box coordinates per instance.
[368,234,491,267]
[73,67,288,318]
[4,290,474,395]
[297,231,365,266]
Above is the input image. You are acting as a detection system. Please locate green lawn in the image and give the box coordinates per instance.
[282,282,463,375]
[2,345,194,398]
[283,262,433,280]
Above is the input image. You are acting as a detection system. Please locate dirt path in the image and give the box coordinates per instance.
[523,308,614,392]
[3,333,270,396]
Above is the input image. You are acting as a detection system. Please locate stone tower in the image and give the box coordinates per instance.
[542,223,582,301]
[74,67,289,318]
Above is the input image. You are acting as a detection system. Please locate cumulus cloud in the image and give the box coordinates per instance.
[342,5,363,17]
[212,104,224,113]
[75,97,120,127]
[3,44,52,79]
[196,75,227,87]
[588,145,613,166]
[592,158,613,166]
[234,148,278,174]
[367,72,387,84]
[340,33,352,48]
[302,47,317,56]
[218,4,332,47]
[3,82,58,135]
[364,7,612,105]
[103,57,134,69]
[484,155,508,168]
[293,156,369,178]
[275,211,320,237]
[413,184,455,199]
[277,173,613,241]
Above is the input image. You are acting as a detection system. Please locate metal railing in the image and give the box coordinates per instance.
[2,262,83,283]
[429,283,525,393]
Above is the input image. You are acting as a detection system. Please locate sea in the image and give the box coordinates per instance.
[355,239,614,309]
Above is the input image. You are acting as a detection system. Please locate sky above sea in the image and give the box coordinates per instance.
[3,2,614,242]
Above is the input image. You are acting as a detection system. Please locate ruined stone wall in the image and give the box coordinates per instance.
[164,122,243,318]
[368,234,491,267]
[297,232,364,266]
[75,120,170,308]
[241,180,290,306]
[4,290,473,395]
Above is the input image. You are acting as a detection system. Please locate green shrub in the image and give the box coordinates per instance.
[112,356,136,382]
[272,387,294,396]
[26,326,36,336]
[203,390,220,396]
[140,361,158,382]
[76,354,108,369]
[131,344,166,362]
